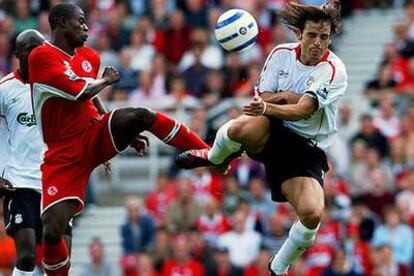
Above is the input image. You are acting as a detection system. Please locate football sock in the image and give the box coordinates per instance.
[270,220,320,274]
[42,238,70,276]
[12,268,34,276]
[149,112,209,151]
[208,120,242,165]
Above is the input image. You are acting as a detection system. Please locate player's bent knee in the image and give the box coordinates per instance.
[116,107,155,130]
[298,205,324,228]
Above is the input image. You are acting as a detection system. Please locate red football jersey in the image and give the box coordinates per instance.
[29,42,101,145]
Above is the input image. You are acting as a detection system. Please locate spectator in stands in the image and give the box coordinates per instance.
[262,212,289,253]
[182,44,210,97]
[163,9,192,66]
[234,63,262,98]
[162,75,199,110]
[372,205,413,267]
[244,248,272,276]
[221,176,250,215]
[364,64,397,106]
[200,69,224,108]
[323,247,363,276]
[343,223,373,275]
[187,227,215,268]
[104,7,130,50]
[223,52,247,98]
[205,247,243,276]
[195,198,231,247]
[246,177,276,233]
[162,234,205,275]
[80,237,112,276]
[145,174,176,227]
[130,70,165,105]
[373,96,400,139]
[386,137,407,177]
[393,20,414,58]
[14,0,37,33]
[190,166,224,204]
[371,244,410,276]
[218,211,262,269]
[349,147,394,200]
[165,177,202,233]
[303,235,335,275]
[362,168,396,216]
[146,227,172,272]
[95,32,120,70]
[0,216,16,275]
[231,155,266,190]
[121,197,155,254]
[114,48,139,94]
[395,171,414,227]
[127,29,155,72]
[179,28,223,71]
[135,253,158,276]
[352,114,389,157]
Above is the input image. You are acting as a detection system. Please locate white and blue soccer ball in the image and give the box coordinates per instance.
[215,9,259,52]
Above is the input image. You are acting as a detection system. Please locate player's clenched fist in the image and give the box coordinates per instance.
[103,66,120,84]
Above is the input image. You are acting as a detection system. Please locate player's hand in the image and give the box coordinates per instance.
[243,96,267,116]
[130,134,149,157]
[103,66,120,85]
[103,161,112,177]
[0,178,15,195]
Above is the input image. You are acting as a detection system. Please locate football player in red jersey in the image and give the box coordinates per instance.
[29,3,209,275]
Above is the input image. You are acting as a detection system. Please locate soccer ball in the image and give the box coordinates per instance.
[215,9,259,53]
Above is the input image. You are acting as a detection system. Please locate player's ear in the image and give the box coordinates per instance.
[58,16,68,28]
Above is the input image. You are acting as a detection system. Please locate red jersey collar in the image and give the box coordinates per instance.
[13,70,26,84]
[295,44,330,65]
[46,41,76,58]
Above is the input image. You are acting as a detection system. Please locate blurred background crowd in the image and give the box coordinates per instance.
[1,0,414,276]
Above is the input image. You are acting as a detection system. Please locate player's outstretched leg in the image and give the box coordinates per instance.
[11,229,36,275]
[41,200,78,276]
[269,178,324,275]
[110,107,209,152]
[176,115,270,172]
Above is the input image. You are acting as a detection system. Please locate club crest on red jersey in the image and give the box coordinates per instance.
[82,60,92,73]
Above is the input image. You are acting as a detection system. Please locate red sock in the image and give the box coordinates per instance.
[149,112,209,151]
[42,238,70,276]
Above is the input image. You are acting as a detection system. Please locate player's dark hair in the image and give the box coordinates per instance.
[48,3,79,30]
[280,2,341,34]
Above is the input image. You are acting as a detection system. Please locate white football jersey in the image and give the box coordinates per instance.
[0,71,42,192]
[0,117,10,175]
[257,42,348,149]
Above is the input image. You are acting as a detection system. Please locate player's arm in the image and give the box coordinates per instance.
[77,66,120,100]
[93,96,108,114]
[243,94,317,121]
[260,91,301,105]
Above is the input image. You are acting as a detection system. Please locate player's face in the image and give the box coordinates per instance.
[298,20,331,65]
[65,8,88,47]
[15,37,44,74]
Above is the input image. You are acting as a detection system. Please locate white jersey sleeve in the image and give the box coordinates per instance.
[306,61,348,110]
[257,48,281,93]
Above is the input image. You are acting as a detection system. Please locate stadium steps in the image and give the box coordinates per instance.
[70,206,125,276]
[335,8,400,115]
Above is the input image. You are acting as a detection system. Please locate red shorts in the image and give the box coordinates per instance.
[41,111,124,216]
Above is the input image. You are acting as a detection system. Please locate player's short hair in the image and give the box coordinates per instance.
[280,2,341,34]
[48,3,79,30]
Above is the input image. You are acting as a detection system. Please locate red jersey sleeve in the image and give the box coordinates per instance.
[29,48,88,100]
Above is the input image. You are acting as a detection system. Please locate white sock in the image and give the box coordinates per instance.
[208,120,242,165]
[12,267,34,276]
[271,220,320,274]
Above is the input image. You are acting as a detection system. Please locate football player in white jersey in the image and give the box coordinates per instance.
[176,2,346,275]
[0,30,70,276]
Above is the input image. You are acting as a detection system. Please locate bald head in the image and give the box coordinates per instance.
[49,3,82,31]
[15,29,45,82]
[15,29,45,51]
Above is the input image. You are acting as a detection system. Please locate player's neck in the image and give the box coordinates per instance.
[17,69,28,83]
[51,35,76,56]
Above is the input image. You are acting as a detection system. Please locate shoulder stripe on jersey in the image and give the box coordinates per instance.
[327,61,336,84]
[0,75,15,86]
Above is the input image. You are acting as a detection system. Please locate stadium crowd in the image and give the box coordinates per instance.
[1,0,414,276]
